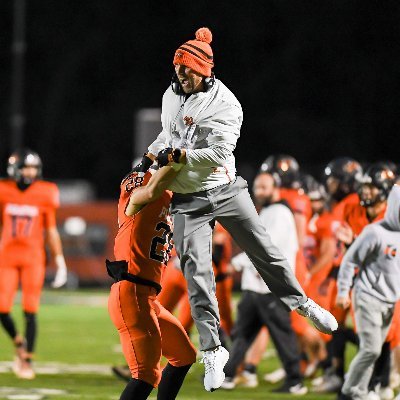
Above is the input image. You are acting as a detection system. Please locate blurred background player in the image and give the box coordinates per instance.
[260,155,326,380]
[221,171,307,395]
[314,157,364,393]
[0,149,68,379]
[303,179,336,376]
[337,162,398,400]
[336,185,400,400]
[107,164,196,400]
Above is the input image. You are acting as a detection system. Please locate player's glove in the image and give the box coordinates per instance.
[132,153,153,173]
[156,148,182,167]
[52,255,68,288]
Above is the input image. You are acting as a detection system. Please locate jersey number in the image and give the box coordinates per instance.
[11,215,33,237]
[150,222,173,264]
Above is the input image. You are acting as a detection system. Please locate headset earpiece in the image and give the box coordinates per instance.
[204,73,215,92]
[171,73,184,95]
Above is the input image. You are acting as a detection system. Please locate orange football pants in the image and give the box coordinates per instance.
[108,281,197,387]
[0,252,45,313]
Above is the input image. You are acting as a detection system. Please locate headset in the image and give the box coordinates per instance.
[171,72,215,95]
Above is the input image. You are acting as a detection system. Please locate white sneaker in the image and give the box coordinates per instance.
[313,374,343,393]
[296,298,338,334]
[220,377,236,390]
[366,390,381,400]
[235,370,258,388]
[304,361,319,378]
[15,359,35,380]
[201,346,229,392]
[380,386,395,400]
[264,367,286,383]
[311,376,324,387]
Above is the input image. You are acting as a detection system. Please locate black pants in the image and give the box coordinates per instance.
[224,291,302,385]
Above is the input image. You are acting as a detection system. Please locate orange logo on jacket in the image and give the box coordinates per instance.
[384,244,397,259]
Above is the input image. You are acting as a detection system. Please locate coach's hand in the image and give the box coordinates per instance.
[335,294,351,309]
[132,153,154,173]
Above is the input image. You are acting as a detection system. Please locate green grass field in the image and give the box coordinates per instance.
[0,290,346,400]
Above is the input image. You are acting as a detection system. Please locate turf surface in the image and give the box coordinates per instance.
[0,290,341,399]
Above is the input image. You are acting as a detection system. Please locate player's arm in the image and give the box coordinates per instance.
[125,165,182,216]
[293,212,307,247]
[45,222,68,288]
[308,237,336,276]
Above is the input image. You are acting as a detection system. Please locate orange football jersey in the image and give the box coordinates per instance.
[304,211,335,283]
[0,180,59,259]
[343,202,386,238]
[113,172,173,285]
[280,188,312,222]
[331,193,360,267]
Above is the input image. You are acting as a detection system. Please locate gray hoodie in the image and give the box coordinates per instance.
[337,185,400,304]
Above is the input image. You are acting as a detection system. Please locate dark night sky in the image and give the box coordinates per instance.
[0,1,399,198]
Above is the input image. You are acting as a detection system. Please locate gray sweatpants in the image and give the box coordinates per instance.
[342,289,395,400]
[171,176,307,350]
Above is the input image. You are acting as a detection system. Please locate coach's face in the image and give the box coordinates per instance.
[253,173,275,206]
[175,64,205,94]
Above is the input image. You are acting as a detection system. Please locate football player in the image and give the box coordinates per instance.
[107,163,196,400]
[337,162,398,398]
[313,157,363,392]
[260,155,323,376]
[0,149,68,379]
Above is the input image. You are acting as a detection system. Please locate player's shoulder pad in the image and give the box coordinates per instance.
[35,180,60,208]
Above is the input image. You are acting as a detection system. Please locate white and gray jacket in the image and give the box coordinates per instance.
[148,79,243,194]
[338,185,400,304]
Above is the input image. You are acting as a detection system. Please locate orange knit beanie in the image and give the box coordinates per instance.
[173,27,214,77]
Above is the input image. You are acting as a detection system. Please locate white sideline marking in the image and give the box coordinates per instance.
[0,387,67,400]
[0,362,112,376]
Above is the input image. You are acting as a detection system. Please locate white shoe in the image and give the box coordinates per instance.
[313,374,343,393]
[365,390,381,400]
[201,346,229,392]
[235,370,258,388]
[311,376,324,387]
[220,377,236,390]
[15,359,35,380]
[380,386,395,400]
[304,361,319,378]
[296,298,338,334]
[264,367,286,383]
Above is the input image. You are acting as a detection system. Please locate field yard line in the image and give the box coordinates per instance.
[0,361,112,375]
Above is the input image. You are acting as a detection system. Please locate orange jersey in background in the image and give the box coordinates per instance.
[114,172,173,286]
[343,202,386,237]
[280,188,312,222]
[0,179,59,260]
[304,211,335,286]
[0,179,59,313]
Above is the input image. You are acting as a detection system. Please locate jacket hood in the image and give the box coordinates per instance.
[384,185,400,231]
